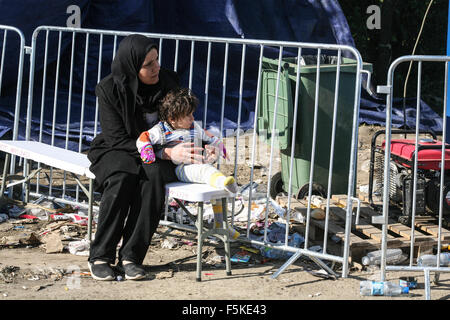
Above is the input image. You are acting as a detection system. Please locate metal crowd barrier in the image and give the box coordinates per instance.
[0,25,26,187]
[377,55,450,299]
[6,25,364,279]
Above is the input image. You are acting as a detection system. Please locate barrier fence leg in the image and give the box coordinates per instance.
[271,251,338,279]
[88,178,93,241]
[196,202,204,282]
[424,268,431,300]
[309,256,338,279]
[222,197,232,276]
[0,153,10,196]
[433,272,440,285]
[271,251,302,279]
[24,159,30,203]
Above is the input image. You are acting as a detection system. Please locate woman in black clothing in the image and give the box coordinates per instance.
[87,34,204,281]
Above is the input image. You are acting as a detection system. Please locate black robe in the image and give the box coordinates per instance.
[87,34,179,190]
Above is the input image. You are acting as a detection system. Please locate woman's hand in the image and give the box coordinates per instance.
[162,142,204,164]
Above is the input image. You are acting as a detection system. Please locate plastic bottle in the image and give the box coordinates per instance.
[360,280,409,296]
[259,233,304,260]
[361,248,405,266]
[287,233,304,249]
[269,198,286,218]
[260,246,288,260]
[417,253,450,267]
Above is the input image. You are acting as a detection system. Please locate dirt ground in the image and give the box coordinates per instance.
[1,125,450,303]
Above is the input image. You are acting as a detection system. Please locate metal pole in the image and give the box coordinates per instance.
[342,48,363,278]
[218,42,229,170]
[247,45,264,239]
[438,62,449,268]
[94,33,103,136]
[323,49,342,253]
[36,30,50,195]
[380,77,394,281]
[285,47,303,246]
[304,50,322,250]
[0,30,7,97]
[263,46,284,244]
[446,0,450,143]
[409,61,422,266]
[202,41,211,129]
[188,40,194,90]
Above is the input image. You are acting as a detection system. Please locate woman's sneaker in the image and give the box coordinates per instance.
[121,262,147,280]
[88,261,115,281]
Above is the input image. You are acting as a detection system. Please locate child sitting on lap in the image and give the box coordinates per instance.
[136,87,239,239]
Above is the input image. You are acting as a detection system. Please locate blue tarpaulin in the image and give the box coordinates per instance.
[0,0,443,151]
[360,79,443,133]
[446,0,450,142]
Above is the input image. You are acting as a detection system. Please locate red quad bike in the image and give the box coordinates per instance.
[368,129,450,225]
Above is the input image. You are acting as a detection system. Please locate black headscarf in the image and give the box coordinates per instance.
[111,34,157,83]
[110,34,159,137]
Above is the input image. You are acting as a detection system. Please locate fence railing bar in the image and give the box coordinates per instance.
[263,46,284,245]
[304,49,322,250]
[323,48,342,254]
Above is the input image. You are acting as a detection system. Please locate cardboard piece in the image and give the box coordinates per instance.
[42,232,64,254]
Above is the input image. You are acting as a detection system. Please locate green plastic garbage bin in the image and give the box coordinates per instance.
[257,54,372,198]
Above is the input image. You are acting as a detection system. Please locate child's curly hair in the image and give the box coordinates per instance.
[158,87,199,122]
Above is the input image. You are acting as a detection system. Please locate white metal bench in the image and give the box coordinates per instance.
[0,140,233,281]
[164,182,233,281]
[0,140,96,239]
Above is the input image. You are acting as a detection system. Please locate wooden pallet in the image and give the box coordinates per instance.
[276,194,450,262]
